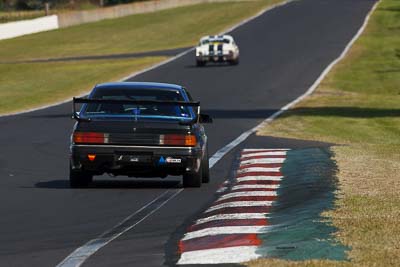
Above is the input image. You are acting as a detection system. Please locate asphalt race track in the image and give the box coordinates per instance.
[0,0,376,266]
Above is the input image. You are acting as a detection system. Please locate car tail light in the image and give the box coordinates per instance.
[160,134,197,146]
[73,132,108,144]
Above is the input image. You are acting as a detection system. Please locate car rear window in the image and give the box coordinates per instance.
[202,38,230,45]
[82,87,194,120]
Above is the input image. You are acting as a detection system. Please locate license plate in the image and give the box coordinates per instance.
[116,154,152,163]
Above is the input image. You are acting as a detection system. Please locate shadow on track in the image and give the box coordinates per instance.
[28,113,72,119]
[204,107,400,119]
[203,109,277,119]
[378,7,400,12]
[282,107,400,118]
[34,179,181,189]
[26,107,400,120]
[185,63,236,69]
[0,47,191,64]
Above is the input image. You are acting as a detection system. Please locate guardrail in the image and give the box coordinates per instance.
[0,15,58,40]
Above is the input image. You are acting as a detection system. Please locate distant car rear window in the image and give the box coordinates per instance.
[201,38,230,45]
[82,87,193,119]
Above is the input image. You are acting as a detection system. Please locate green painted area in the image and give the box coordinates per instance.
[257,148,348,261]
[255,1,400,266]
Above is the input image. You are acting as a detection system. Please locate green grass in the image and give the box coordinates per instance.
[0,0,282,115]
[0,0,282,62]
[0,57,165,114]
[253,0,400,266]
[258,0,400,146]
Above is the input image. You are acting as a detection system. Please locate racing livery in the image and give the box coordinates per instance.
[69,82,212,188]
[195,35,240,66]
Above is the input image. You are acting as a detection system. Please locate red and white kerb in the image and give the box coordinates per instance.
[177,148,289,264]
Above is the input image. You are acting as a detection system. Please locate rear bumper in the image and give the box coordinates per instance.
[70,144,202,177]
[196,53,235,62]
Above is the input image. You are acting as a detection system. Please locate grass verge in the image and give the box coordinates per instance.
[251,0,400,266]
[0,57,165,115]
[0,0,284,115]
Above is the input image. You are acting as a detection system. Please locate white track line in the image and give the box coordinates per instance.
[53,0,380,265]
[206,201,274,213]
[240,158,286,165]
[217,191,277,201]
[56,189,182,267]
[242,148,290,152]
[0,49,194,118]
[216,186,228,193]
[182,225,272,241]
[54,2,296,266]
[232,184,280,190]
[178,0,381,264]
[241,151,287,158]
[238,167,281,173]
[0,0,294,119]
[236,176,283,182]
[211,0,380,166]
[195,213,269,225]
[178,246,260,265]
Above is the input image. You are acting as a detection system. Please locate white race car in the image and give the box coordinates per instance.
[195,35,240,66]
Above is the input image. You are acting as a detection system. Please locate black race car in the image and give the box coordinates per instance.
[69,82,212,188]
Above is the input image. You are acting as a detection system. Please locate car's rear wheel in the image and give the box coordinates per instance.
[202,150,210,183]
[230,57,239,65]
[69,165,93,188]
[183,167,202,188]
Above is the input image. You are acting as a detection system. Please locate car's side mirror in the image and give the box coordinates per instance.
[199,114,213,123]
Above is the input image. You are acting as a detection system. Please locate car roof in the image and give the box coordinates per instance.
[200,35,234,42]
[94,82,184,92]
[83,82,195,121]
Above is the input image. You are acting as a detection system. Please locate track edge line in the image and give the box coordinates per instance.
[0,0,294,118]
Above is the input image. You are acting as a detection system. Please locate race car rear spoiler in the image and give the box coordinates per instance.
[72,97,209,124]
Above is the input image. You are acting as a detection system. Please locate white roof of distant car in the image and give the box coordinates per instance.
[199,35,234,42]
